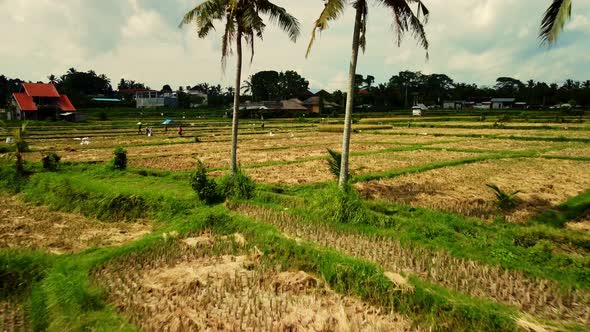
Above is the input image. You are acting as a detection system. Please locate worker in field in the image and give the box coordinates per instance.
[137,122,143,135]
[178,126,184,136]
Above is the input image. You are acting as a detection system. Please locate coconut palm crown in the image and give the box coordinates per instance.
[180,0,300,173]
[307,0,429,188]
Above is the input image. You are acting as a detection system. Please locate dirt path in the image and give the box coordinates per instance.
[0,195,151,254]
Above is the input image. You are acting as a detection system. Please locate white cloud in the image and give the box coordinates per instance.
[567,15,590,32]
[1,0,589,91]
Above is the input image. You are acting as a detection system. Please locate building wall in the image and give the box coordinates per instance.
[137,98,165,108]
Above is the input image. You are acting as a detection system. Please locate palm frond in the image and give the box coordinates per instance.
[221,12,236,69]
[539,0,572,46]
[326,148,343,179]
[257,0,301,42]
[354,0,368,52]
[379,0,429,57]
[179,0,225,33]
[307,0,347,57]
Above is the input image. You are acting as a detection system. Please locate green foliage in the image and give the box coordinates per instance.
[0,164,27,193]
[528,240,554,264]
[41,153,61,171]
[310,184,385,226]
[326,148,342,179]
[218,169,255,200]
[111,146,127,171]
[486,183,520,210]
[0,250,53,297]
[98,111,108,121]
[189,160,218,204]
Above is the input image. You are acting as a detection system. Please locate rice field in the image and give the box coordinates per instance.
[0,195,152,254]
[356,158,590,222]
[1,111,589,330]
[94,233,413,331]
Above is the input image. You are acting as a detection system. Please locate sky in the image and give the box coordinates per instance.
[0,0,589,91]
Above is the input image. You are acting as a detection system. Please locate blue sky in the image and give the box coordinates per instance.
[1,0,589,91]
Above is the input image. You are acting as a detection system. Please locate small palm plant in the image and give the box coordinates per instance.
[1,121,29,175]
[486,184,521,210]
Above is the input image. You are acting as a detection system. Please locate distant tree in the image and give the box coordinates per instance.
[161,84,173,93]
[248,70,309,101]
[278,70,309,100]
[250,71,280,101]
[47,74,57,84]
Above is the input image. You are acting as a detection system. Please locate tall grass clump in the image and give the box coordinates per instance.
[42,153,61,171]
[218,169,255,200]
[310,184,383,226]
[111,146,127,171]
[0,163,28,193]
[189,160,218,204]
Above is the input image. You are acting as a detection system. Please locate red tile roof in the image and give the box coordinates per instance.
[57,95,76,111]
[22,83,60,97]
[13,93,38,111]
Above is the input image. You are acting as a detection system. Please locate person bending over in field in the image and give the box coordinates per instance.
[178,126,184,136]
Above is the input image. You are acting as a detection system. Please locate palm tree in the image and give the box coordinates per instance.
[47,74,57,84]
[181,0,300,174]
[307,0,429,189]
[539,0,572,46]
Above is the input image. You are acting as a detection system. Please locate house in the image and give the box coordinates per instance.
[491,98,515,109]
[302,96,339,114]
[11,83,76,120]
[239,99,309,118]
[119,89,178,109]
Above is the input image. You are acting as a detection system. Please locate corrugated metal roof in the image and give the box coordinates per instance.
[58,95,76,111]
[13,93,37,111]
[491,98,515,103]
[22,83,60,97]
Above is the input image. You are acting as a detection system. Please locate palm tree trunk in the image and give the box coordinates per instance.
[231,30,243,174]
[338,7,363,189]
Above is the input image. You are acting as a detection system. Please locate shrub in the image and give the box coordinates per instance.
[98,111,108,121]
[486,184,520,211]
[194,136,201,143]
[112,146,127,171]
[42,153,61,171]
[311,184,384,226]
[218,169,255,200]
[189,160,218,203]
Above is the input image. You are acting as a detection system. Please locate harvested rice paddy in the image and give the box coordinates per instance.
[2,111,589,331]
[356,158,590,222]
